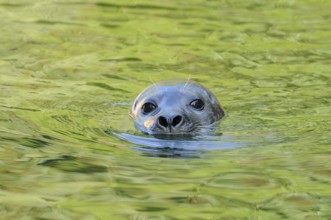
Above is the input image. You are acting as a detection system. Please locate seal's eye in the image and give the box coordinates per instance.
[141,102,157,114]
[190,99,204,111]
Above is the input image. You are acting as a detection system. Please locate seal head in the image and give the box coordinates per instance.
[130,79,224,135]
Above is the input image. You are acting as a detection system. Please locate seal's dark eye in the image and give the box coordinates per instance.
[190,99,204,110]
[141,102,157,114]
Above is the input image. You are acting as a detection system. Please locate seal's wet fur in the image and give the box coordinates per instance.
[130,79,224,135]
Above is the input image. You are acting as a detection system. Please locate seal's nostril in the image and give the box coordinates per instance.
[158,115,183,129]
[158,116,168,128]
[172,115,182,127]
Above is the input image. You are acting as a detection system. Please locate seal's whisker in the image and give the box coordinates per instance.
[182,75,191,90]
[195,125,208,128]
[149,76,157,88]
[195,126,212,129]
[195,124,216,129]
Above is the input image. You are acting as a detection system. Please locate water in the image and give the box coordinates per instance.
[1,0,331,219]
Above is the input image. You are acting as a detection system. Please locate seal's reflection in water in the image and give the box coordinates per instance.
[133,146,202,158]
[111,132,244,158]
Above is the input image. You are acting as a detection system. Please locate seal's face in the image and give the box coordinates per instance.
[130,79,224,135]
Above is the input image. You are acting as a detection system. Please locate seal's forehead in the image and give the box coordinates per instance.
[153,79,207,90]
[137,82,208,102]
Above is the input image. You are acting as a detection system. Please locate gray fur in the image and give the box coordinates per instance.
[130,79,224,135]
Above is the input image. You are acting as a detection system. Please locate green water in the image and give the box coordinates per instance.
[1,0,331,219]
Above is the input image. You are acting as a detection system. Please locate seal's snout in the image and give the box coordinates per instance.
[157,115,183,130]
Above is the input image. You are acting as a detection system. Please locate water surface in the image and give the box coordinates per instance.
[0,0,331,219]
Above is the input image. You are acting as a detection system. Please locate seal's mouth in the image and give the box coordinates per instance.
[146,125,198,140]
[141,121,220,137]
[146,123,199,136]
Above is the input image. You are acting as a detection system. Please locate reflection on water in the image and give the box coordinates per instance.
[0,0,331,219]
[38,155,108,173]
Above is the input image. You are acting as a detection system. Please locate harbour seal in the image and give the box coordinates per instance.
[130,79,224,135]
